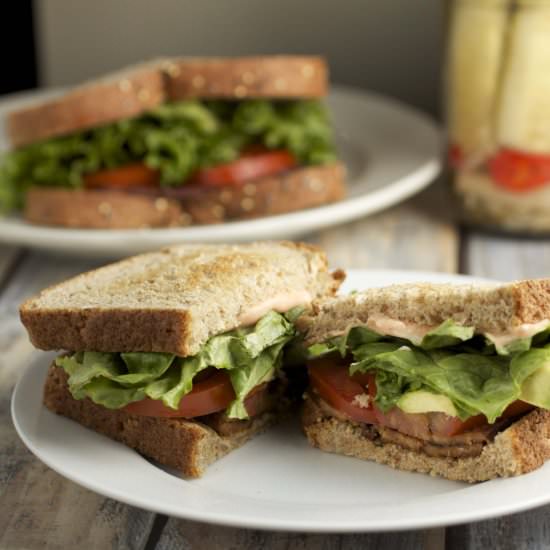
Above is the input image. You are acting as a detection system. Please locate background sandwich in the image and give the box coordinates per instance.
[0,56,346,229]
[20,241,344,477]
[298,280,550,482]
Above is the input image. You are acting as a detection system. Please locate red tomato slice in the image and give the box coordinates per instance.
[448,143,464,168]
[489,148,550,192]
[309,358,535,437]
[307,358,377,424]
[190,149,297,187]
[84,163,160,189]
[440,400,534,436]
[123,370,267,419]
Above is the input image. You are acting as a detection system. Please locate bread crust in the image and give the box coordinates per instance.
[24,188,182,229]
[7,56,328,147]
[22,163,346,229]
[299,279,550,344]
[43,365,279,477]
[7,63,166,148]
[20,241,344,355]
[172,162,346,224]
[164,56,328,100]
[302,396,550,482]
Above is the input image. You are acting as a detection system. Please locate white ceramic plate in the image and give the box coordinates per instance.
[12,269,550,532]
[0,86,441,257]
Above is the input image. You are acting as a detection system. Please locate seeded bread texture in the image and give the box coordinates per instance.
[20,241,344,355]
[24,188,182,229]
[299,280,550,344]
[164,56,328,100]
[7,62,167,147]
[43,365,280,478]
[302,396,550,482]
[7,56,328,148]
[172,162,346,224]
[22,163,346,229]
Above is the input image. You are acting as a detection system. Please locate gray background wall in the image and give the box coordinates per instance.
[34,0,444,116]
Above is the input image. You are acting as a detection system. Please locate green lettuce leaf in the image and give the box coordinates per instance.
[308,320,550,423]
[350,345,518,421]
[55,310,295,419]
[307,320,476,359]
[307,326,383,359]
[226,341,286,419]
[486,326,550,356]
[419,320,475,350]
[0,99,337,212]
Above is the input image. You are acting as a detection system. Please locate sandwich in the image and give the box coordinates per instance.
[297,280,550,482]
[0,56,346,229]
[19,241,344,477]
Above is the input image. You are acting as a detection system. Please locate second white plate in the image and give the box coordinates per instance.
[13,269,550,533]
[0,86,441,257]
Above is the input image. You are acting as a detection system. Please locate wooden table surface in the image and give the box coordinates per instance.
[1,182,549,550]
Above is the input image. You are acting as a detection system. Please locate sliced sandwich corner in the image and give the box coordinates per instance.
[298,280,550,482]
[19,241,344,478]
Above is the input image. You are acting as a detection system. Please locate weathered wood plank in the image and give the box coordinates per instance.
[159,188,455,549]
[156,521,438,550]
[314,182,457,273]
[0,244,21,288]
[465,233,550,280]
[446,230,550,550]
[0,252,156,550]
[315,208,456,273]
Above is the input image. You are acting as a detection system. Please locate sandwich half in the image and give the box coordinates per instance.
[20,241,344,477]
[1,56,345,228]
[298,280,550,482]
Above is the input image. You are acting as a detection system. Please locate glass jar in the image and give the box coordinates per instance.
[445,0,550,234]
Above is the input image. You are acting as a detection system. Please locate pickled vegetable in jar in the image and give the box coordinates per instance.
[446,0,550,233]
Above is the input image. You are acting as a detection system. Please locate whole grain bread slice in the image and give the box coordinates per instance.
[7,61,167,148]
[170,162,346,224]
[163,56,328,100]
[301,395,550,482]
[298,280,550,345]
[24,187,183,229]
[22,163,346,229]
[43,365,281,478]
[20,241,344,355]
[7,55,328,148]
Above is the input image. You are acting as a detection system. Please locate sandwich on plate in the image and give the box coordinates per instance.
[298,280,550,482]
[0,56,345,229]
[20,241,344,477]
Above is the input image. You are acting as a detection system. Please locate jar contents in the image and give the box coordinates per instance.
[446,0,550,233]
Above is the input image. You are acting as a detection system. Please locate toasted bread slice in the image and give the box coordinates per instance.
[24,188,183,229]
[7,61,167,148]
[43,365,283,478]
[176,162,345,224]
[298,280,550,345]
[20,241,344,356]
[23,163,346,229]
[302,395,550,482]
[7,56,328,148]
[163,56,328,100]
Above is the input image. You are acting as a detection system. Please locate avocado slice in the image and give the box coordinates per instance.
[397,390,458,416]
[520,363,550,408]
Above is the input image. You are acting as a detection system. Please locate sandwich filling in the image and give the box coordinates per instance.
[55,309,298,421]
[0,99,336,211]
[306,319,550,458]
